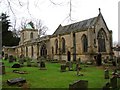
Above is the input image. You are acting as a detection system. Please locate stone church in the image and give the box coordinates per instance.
[3,9,113,62]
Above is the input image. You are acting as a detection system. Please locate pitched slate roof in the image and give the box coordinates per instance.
[53,16,98,35]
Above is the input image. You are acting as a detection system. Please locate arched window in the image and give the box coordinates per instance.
[97,29,106,52]
[61,37,66,53]
[82,35,88,52]
[30,32,33,39]
[40,44,47,58]
[52,46,54,54]
[31,46,34,57]
[55,39,58,54]
[26,47,28,57]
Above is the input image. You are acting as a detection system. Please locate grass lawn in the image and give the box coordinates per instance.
[1,59,112,89]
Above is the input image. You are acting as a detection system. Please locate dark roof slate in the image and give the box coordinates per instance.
[53,16,97,35]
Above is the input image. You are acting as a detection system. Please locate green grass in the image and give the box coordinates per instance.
[1,59,111,89]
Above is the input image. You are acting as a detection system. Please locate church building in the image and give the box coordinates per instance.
[3,9,113,62]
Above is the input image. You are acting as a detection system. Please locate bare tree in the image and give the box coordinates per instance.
[19,18,48,37]
[34,19,48,36]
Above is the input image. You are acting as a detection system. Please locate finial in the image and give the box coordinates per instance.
[99,8,101,13]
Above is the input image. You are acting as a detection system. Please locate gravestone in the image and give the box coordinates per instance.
[76,63,82,76]
[0,62,5,75]
[39,61,46,70]
[69,80,88,90]
[7,77,26,85]
[60,64,66,72]
[102,82,110,90]
[104,69,109,79]
[19,55,24,66]
[38,57,47,70]
[4,54,8,60]
[9,55,14,63]
[12,64,20,68]
[110,76,117,89]
[66,61,73,71]
[96,53,102,66]
[68,61,73,71]
[26,58,32,67]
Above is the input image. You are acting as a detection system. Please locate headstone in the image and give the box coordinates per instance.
[0,62,5,75]
[19,54,24,66]
[110,76,117,89]
[60,64,66,72]
[118,77,120,89]
[76,63,82,76]
[69,80,88,90]
[12,64,20,68]
[97,53,102,66]
[117,57,120,70]
[102,82,110,90]
[68,61,73,71]
[104,69,109,79]
[39,61,46,70]
[4,54,8,60]
[9,55,14,63]
[26,58,31,67]
[7,77,26,85]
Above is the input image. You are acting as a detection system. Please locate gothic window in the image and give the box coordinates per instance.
[52,46,54,54]
[61,38,66,54]
[30,32,33,39]
[26,47,28,57]
[40,44,47,58]
[55,39,58,54]
[31,46,34,57]
[97,29,106,52]
[82,35,88,52]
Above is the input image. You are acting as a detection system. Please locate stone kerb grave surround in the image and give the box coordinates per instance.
[69,80,88,90]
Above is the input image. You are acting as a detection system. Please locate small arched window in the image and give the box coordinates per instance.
[30,32,33,39]
[61,37,66,53]
[31,46,34,57]
[26,47,28,57]
[52,46,54,54]
[55,39,58,54]
[81,34,88,52]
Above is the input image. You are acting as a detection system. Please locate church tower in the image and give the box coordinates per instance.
[20,22,38,45]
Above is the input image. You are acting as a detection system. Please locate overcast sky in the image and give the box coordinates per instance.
[0,0,119,42]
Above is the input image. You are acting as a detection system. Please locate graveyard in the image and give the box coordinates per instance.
[1,57,120,89]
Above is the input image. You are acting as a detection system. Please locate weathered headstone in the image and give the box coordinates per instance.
[110,76,117,89]
[7,77,26,85]
[12,64,20,68]
[60,64,66,72]
[26,58,31,67]
[102,82,110,90]
[104,69,109,79]
[69,80,88,90]
[68,61,73,71]
[19,55,24,66]
[4,54,8,60]
[9,55,14,63]
[39,61,46,70]
[76,62,82,76]
[96,53,102,66]
[0,62,5,75]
